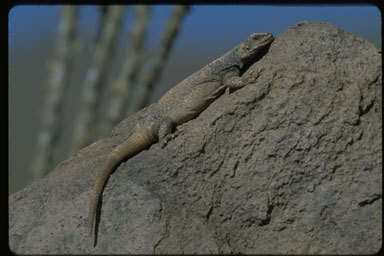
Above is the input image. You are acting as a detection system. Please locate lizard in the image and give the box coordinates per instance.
[87,32,274,238]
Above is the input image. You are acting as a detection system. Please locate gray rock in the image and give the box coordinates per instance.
[9,21,382,254]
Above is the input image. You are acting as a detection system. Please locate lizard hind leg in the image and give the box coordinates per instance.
[158,117,176,148]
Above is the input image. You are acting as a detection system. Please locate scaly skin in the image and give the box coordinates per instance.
[87,126,156,237]
[87,32,274,238]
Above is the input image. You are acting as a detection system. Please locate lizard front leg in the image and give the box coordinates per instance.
[223,68,264,90]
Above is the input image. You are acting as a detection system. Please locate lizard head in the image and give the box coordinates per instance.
[239,32,274,62]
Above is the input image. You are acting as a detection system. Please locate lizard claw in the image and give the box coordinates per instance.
[248,76,257,83]
[248,68,264,84]
[160,140,168,148]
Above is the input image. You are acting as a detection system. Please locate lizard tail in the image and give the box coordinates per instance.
[87,127,156,237]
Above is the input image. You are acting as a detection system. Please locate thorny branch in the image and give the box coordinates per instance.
[107,6,152,128]
[70,6,125,153]
[31,6,78,179]
[130,5,190,114]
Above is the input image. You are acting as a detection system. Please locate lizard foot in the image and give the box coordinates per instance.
[160,130,180,148]
[246,68,264,84]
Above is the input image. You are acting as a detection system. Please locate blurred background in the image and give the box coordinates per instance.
[9,5,381,194]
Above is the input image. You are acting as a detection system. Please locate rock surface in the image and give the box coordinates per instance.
[9,21,382,254]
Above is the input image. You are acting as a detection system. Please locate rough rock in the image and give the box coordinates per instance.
[9,21,382,254]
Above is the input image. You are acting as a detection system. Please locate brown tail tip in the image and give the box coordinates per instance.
[87,200,96,238]
[88,224,93,237]
[87,217,94,237]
